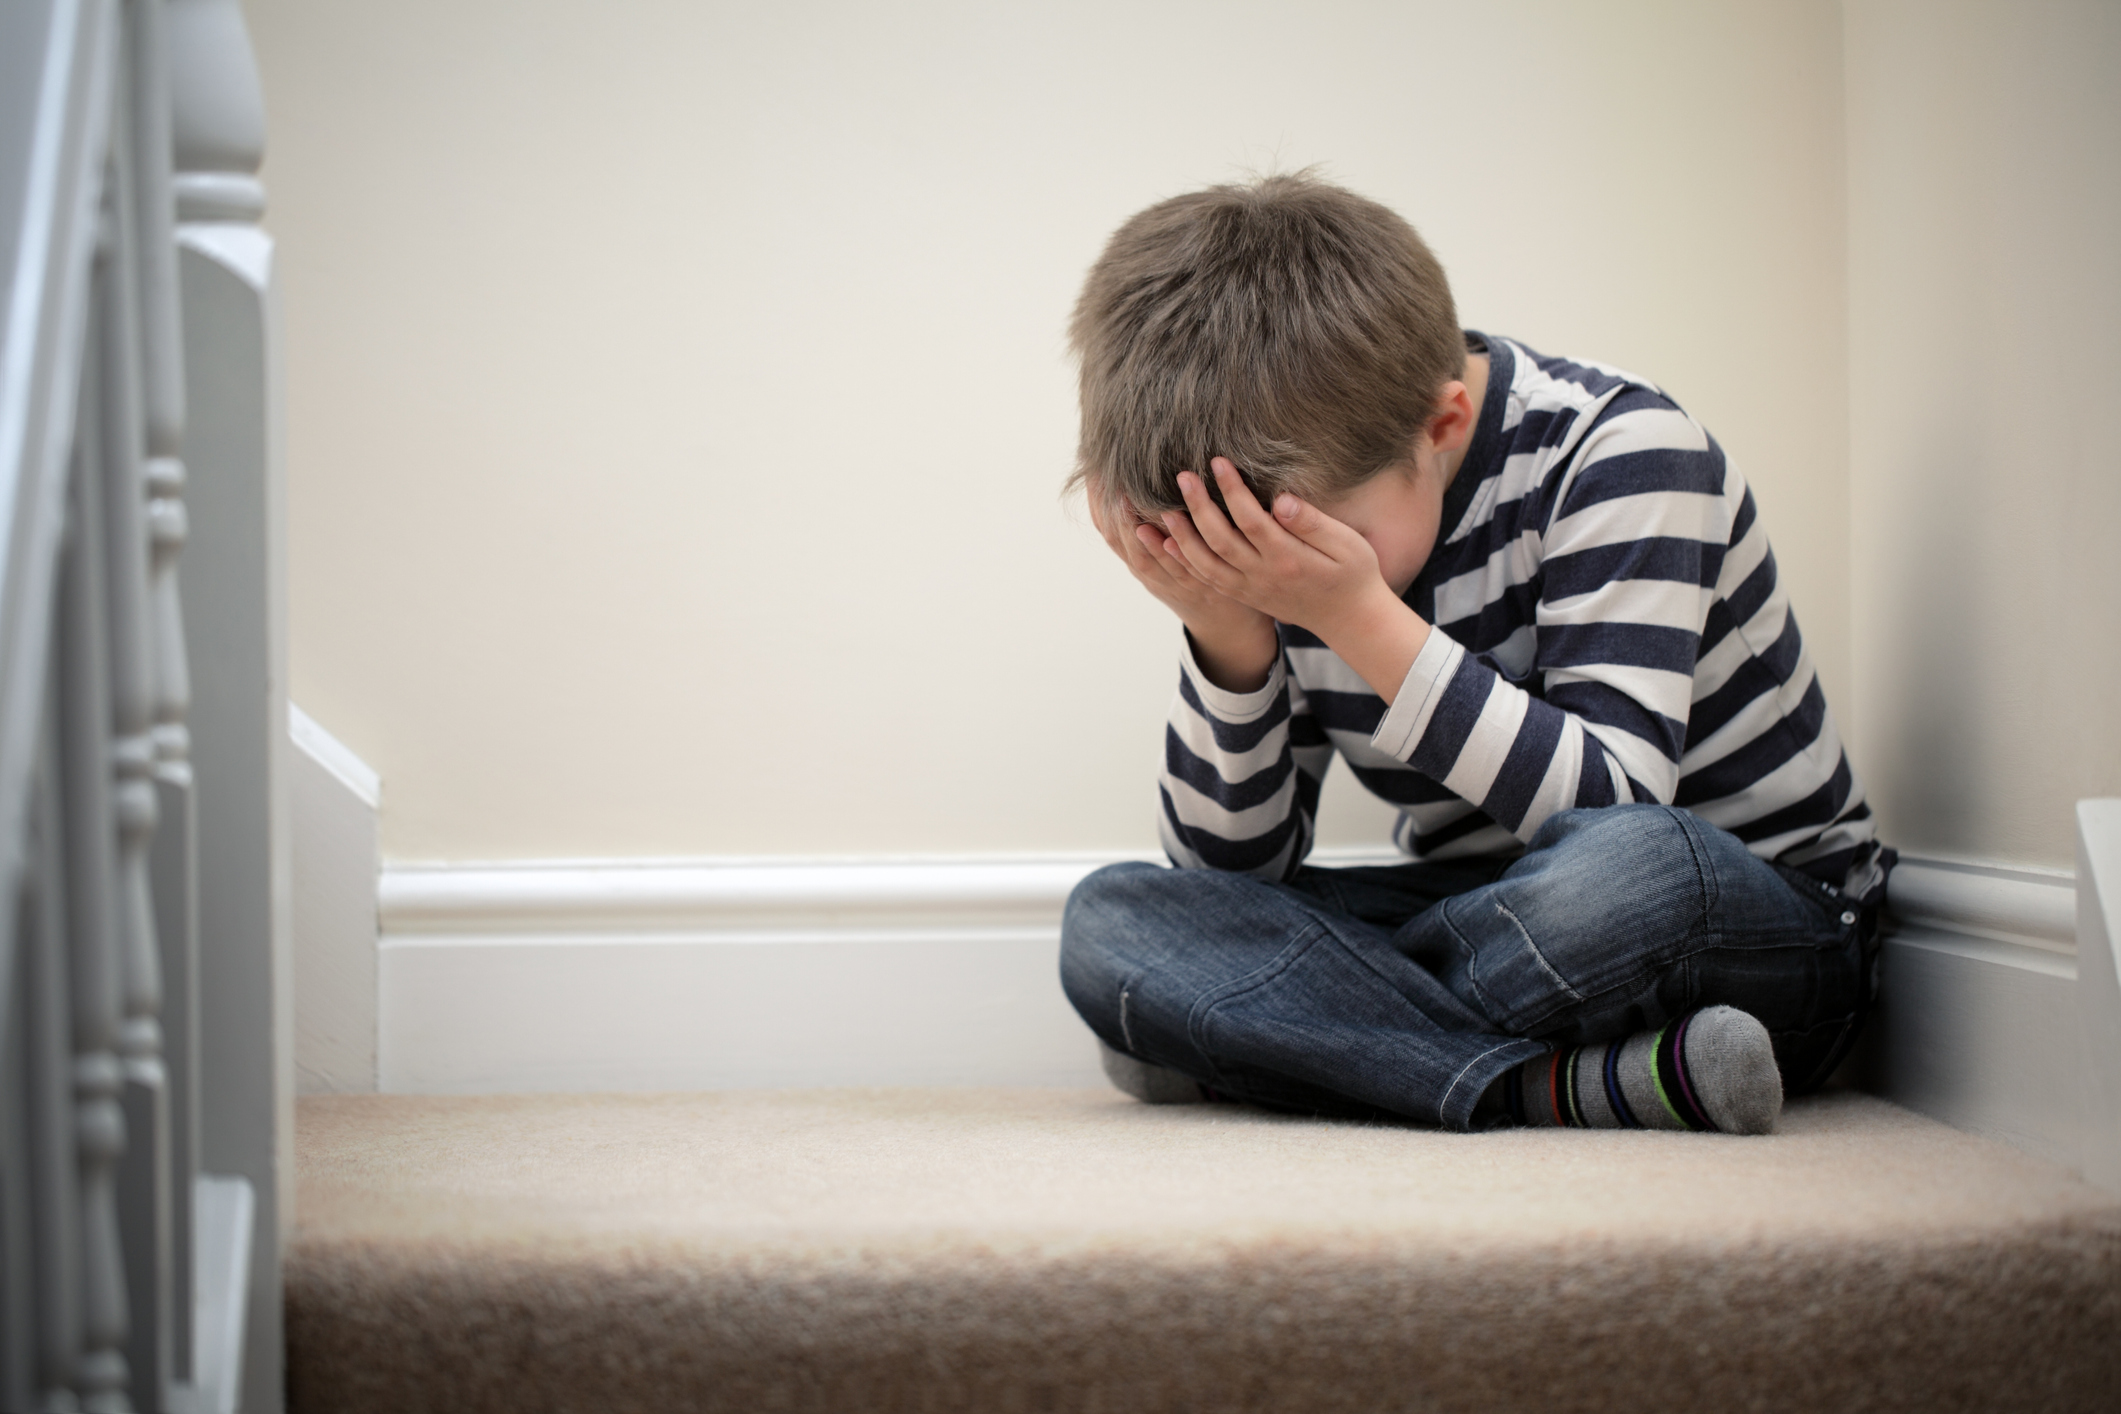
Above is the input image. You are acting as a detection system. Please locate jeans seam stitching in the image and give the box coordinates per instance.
[1490,897,1584,1006]
[1522,927,1851,1036]
[1677,805,1721,932]
[1185,921,1328,1061]
[1441,1039,1530,1124]
[1535,935,1772,1012]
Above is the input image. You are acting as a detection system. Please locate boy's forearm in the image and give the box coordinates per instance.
[1188,591,1431,701]
[1185,616,1281,693]
[1312,587,1432,706]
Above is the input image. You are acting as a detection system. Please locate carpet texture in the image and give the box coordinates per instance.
[287,1088,2121,1414]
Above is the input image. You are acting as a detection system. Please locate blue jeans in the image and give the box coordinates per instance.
[1060,804,1874,1131]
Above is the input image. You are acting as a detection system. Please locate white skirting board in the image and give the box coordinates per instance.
[1856,814,2121,1191]
[374,849,1401,1094]
[353,798,2121,1190]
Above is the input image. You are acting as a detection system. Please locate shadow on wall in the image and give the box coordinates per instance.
[1875,420,1986,853]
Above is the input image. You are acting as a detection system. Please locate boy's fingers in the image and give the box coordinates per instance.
[1131,521,1213,593]
[1210,460,1344,574]
[1273,493,1367,560]
[1270,493,1326,541]
[1160,506,1237,587]
[1132,525,1189,584]
[1210,458,1279,541]
[1176,470,1254,564]
[1134,522,1187,571]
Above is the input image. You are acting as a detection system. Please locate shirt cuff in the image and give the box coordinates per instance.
[1178,627,1285,722]
[1369,627,1465,760]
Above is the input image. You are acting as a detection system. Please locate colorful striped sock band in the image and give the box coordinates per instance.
[1501,1006,1784,1135]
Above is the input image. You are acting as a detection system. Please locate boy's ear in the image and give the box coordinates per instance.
[1423,379,1478,455]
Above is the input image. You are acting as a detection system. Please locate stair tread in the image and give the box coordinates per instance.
[286,1088,2121,1414]
[292,1087,2109,1251]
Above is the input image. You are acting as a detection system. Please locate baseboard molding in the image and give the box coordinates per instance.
[1857,843,2121,1191]
[370,830,2121,1192]
[374,847,1403,1094]
[1878,854,2076,952]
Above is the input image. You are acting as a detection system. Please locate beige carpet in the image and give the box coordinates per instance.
[288,1088,2120,1414]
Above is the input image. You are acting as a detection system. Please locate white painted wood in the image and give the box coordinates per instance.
[290,705,376,1095]
[288,705,375,808]
[5,2,274,1405]
[174,0,284,1386]
[0,0,112,949]
[62,245,141,1410]
[381,926,1100,1094]
[377,848,1403,1095]
[379,841,2121,1138]
[96,27,187,1394]
[1863,928,2082,1171]
[189,1173,249,1414]
[1882,855,2077,951]
[2073,800,2121,1193]
[381,854,1156,936]
[379,846,1407,935]
[1860,840,2121,1191]
[164,2,262,180]
[176,218,283,1412]
[24,701,85,1410]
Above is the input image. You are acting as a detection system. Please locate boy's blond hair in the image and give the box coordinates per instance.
[1067,172,1463,517]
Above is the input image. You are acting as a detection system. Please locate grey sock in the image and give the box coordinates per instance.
[1497,1006,1783,1135]
[1097,1039,1208,1104]
[1681,1005,1784,1134]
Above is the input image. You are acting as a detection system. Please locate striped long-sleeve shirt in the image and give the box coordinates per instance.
[1158,333,1888,899]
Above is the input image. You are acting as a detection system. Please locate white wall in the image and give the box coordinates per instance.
[248,0,1851,863]
[1846,0,2121,869]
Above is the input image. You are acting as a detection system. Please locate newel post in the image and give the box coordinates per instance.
[167,1,288,1409]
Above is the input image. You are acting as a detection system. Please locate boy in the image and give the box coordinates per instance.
[1059,173,1892,1134]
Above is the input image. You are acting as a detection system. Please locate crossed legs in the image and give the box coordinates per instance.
[1059,805,1869,1131]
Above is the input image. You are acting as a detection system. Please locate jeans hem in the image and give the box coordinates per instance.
[1439,1037,1549,1132]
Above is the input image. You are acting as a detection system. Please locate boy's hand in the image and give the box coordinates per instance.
[1157,460,1396,643]
[1154,459,1432,703]
[1088,490,1279,692]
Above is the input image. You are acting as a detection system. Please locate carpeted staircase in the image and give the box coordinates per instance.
[285,1086,2119,1413]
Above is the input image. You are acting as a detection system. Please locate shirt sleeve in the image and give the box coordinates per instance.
[1156,628,1335,880]
[1368,398,1729,842]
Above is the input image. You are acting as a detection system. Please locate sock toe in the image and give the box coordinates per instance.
[1683,1006,1783,1134]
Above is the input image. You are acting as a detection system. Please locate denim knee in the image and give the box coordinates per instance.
[1523,802,1708,873]
[1057,861,1161,1048]
[1407,804,1719,1037]
[1483,802,1853,1044]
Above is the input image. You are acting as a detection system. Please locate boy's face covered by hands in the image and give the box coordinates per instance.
[1087,364,1480,698]
[1086,450,1448,697]
[1141,453,1445,632]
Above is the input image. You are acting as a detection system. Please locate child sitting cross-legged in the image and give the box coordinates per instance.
[1059,172,1893,1134]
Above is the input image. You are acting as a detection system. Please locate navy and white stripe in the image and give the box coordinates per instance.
[1157,334,1885,897]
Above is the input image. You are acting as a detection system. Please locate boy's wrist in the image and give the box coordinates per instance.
[1313,585,1431,706]
[1184,614,1280,694]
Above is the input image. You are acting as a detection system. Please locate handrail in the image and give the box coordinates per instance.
[1,2,278,1409]
[0,0,112,916]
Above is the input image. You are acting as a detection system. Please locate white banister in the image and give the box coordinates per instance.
[2,1,279,1408]
[170,0,282,1407]
[59,282,134,1407]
